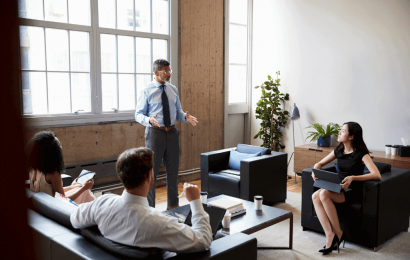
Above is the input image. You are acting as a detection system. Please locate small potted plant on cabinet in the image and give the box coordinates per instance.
[305,122,341,147]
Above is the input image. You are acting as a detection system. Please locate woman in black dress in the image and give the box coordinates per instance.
[311,122,381,255]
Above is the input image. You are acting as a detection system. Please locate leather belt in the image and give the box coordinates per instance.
[152,125,176,131]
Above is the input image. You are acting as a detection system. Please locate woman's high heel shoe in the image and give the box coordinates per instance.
[323,232,345,249]
[338,232,346,248]
[319,234,339,255]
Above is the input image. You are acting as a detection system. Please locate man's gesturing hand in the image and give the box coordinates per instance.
[183,182,200,202]
[149,114,161,127]
[185,111,198,127]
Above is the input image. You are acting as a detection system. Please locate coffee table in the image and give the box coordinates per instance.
[163,195,293,250]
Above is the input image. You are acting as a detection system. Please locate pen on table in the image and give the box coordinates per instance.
[178,192,184,198]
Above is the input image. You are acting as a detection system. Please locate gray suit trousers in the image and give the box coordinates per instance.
[145,127,180,207]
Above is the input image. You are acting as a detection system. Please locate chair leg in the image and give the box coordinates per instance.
[294,172,297,183]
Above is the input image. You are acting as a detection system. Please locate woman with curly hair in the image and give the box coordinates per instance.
[26,131,95,204]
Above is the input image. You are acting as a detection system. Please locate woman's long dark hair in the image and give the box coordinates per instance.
[26,131,65,175]
[337,122,370,154]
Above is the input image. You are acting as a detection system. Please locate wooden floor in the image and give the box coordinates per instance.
[155,175,302,205]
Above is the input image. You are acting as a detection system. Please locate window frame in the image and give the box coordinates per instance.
[19,0,178,127]
[223,0,253,146]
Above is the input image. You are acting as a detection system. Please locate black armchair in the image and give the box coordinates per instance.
[201,144,287,205]
[301,161,410,251]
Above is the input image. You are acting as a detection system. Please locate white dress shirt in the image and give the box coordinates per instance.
[70,190,212,253]
[135,80,188,129]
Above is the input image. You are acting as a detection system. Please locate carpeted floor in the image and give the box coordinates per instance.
[157,192,410,259]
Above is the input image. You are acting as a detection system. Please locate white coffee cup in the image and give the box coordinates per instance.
[385,145,391,155]
[200,191,207,204]
[254,195,263,210]
[222,211,231,228]
[391,146,398,155]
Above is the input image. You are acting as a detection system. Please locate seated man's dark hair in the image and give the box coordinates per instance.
[26,131,66,175]
[116,147,154,190]
[152,59,170,72]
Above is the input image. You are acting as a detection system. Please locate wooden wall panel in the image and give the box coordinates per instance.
[25,122,146,164]
[179,0,224,170]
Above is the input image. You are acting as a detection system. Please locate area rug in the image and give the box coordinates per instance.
[157,192,410,259]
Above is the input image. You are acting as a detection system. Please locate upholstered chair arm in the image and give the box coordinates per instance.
[200,148,231,192]
[362,167,410,247]
[239,152,287,204]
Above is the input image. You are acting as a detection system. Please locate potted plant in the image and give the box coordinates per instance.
[254,71,290,151]
[305,122,341,147]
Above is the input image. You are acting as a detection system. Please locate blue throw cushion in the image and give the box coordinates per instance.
[228,149,261,170]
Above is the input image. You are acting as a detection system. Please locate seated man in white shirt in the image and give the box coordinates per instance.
[70,147,213,253]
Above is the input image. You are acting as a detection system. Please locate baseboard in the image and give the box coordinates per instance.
[155,169,201,188]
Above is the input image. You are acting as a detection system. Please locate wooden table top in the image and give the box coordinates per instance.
[297,143,410,162]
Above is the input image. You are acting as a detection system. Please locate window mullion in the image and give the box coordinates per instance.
[42,0,45,20]
[91,0,102,115]
[116,36,119,111]
[44,28,49,114]
[134,36,137,110]
[66,0,69,23]
[133,0,136,32]
[150,0,153,33]
[68,31,72,113]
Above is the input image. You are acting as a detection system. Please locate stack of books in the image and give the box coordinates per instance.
[208,198,246,217]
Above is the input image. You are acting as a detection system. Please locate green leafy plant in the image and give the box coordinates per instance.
[254,71,290,152]
[305,122,341,142]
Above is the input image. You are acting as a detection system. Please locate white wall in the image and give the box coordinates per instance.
[251,0,410,175]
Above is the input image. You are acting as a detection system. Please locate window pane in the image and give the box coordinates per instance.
[70,31,90,72]
[22,72,47,114]
[98,0,116,29]
[135,38,151,73]
[46,29,69,71]
[229,65,246,103]
[118,36,134,73]
[100,34,117,72]
[118,74,135,110]
[135,0,151,32]
[152,0,169,34]
[68,0,91,26]
[20,26,45,70]
[71,73,91,113]
[117,0,134,31]
[229,24,247,64]
[44,0,68,23]
[229,0,247,25]
[136,75,151,95]
[48,72,71,114]
[153,39,167,62]
[102,74,117,111]
[18,0,43,20]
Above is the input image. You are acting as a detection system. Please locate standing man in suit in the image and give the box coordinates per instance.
[135,59,198,209]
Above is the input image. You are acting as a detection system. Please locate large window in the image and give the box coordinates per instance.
[18,0,176,126]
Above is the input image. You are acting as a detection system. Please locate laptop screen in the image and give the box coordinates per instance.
[184,205,226,236]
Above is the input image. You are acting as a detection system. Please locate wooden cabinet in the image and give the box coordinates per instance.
[294,147,316,173]
[294,145,336,173]
[294,143,410,174]
[393,160,410,170]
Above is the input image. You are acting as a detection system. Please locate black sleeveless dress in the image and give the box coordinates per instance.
[334,147,369,204]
